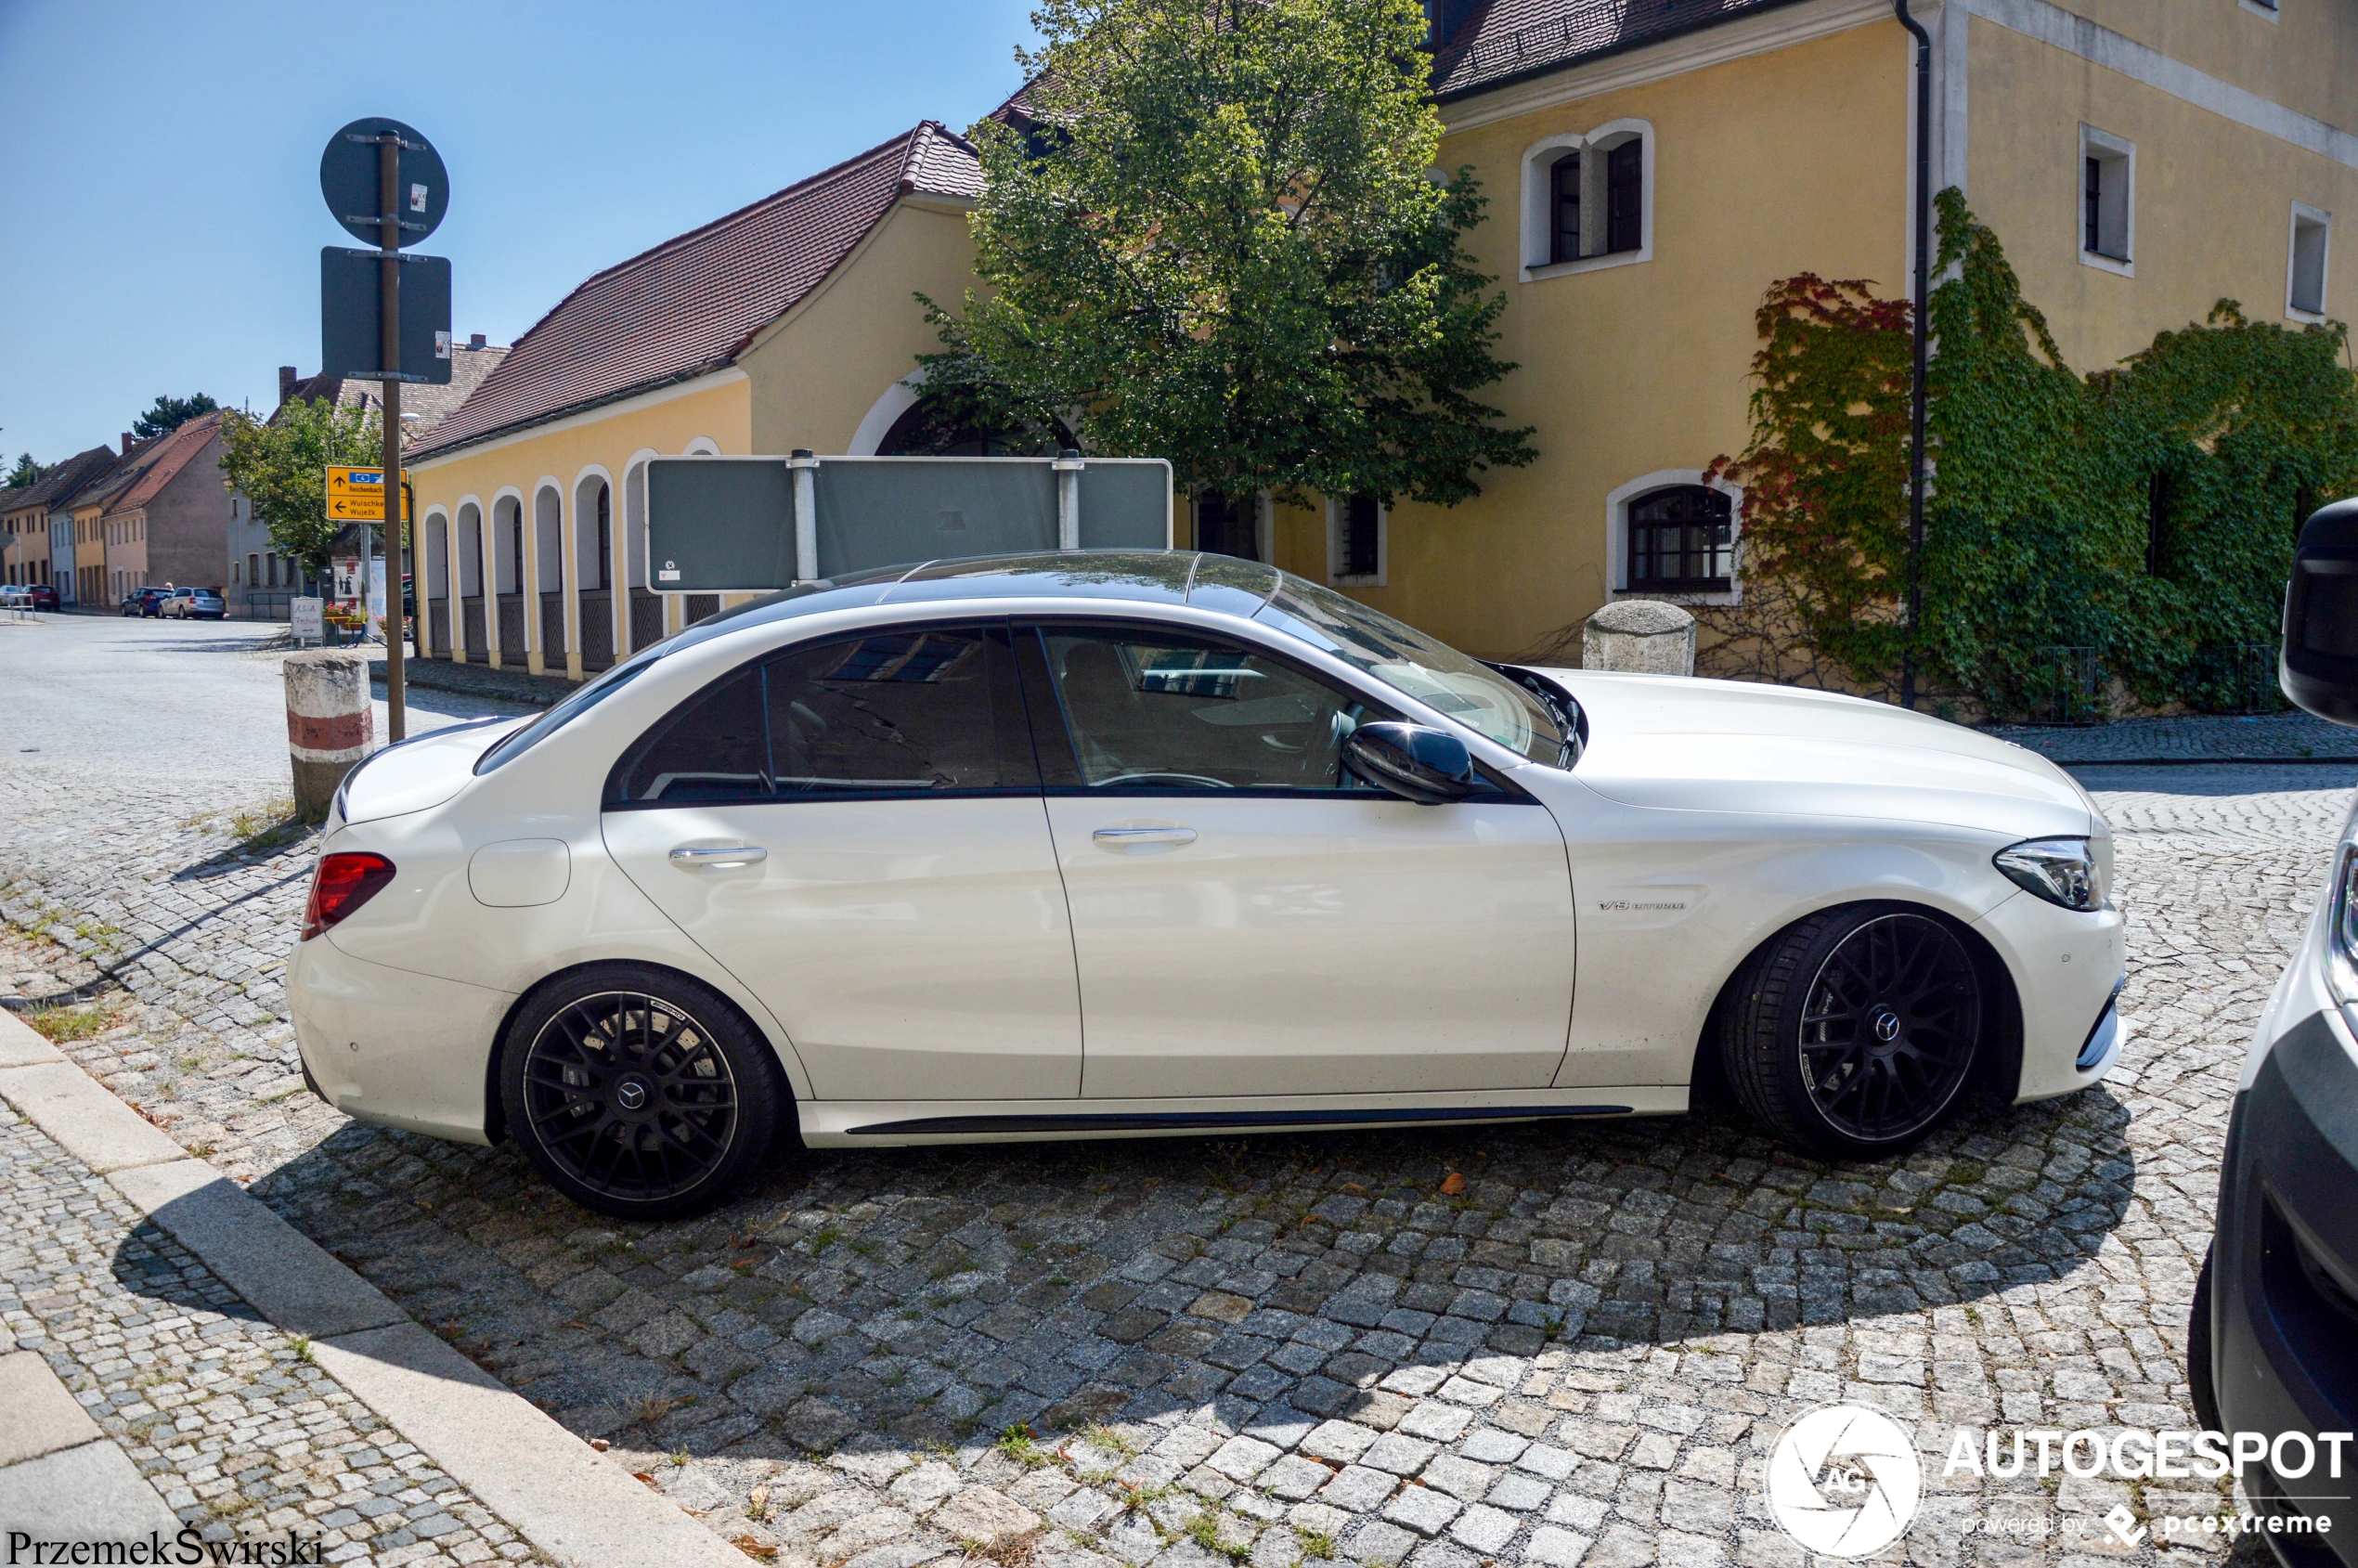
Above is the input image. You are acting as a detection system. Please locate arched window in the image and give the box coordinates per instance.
[875,400,1070,457]
[1626,486,1732,593]
[1520,122,1652,278]
[1549,153,1581,266]
[595,483,613,591]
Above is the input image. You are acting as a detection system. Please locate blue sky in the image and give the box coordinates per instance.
[0,1,1039,466]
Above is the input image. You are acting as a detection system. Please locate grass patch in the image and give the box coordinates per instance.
[995,1423,1053,1468]
[1185,1510,1250,1562]
[24,1004,116,1043]
[1300,1527,1338,1560]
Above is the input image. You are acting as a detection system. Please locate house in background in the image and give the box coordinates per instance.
[1,447,113,593]
[403,122,984,677]
[96,411,227,603]
[58,435,165,608]
[400,1,2358,678]
[232,336,507,616]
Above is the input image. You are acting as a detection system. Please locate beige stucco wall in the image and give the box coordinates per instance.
[1247,19,1911,661]
[408,374,752,676]
[1965,8,2358,373]
[2065,0,2358,134]
[739,201,980,456]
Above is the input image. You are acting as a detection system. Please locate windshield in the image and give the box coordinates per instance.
[1255,578,1567,767]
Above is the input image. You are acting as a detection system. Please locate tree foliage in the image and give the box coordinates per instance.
[131,393,220,441]
[915,0,1534,506]
[6,454,45,489]
[217,399,382,582]
[1704,188,2358,717]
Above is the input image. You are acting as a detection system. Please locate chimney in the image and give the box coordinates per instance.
[467,333,486,350]
[278,366,298,406]
[122,432,135,454]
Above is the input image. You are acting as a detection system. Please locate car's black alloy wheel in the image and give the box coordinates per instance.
[499,964,785,1219]
[1720,903,1987,1159]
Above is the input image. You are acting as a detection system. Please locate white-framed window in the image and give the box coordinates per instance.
[2079,124,2135,275]
[1606,469,1743,605]
[1327,494,1386,587]
[2289,202,2332,319]
[1520,120,1653,280]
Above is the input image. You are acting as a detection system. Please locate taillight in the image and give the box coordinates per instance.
[303,852,395,940]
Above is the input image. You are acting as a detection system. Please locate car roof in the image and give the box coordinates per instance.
[678,551,1287,652]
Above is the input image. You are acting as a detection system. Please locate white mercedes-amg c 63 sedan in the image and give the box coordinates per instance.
[289,551,2125,1218]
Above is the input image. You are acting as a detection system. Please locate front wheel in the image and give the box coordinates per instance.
[2189,1245,2222,1432]
[499,964,787,1219]
[1718,902,1987,1160]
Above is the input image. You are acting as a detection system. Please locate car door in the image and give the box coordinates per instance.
[1019,619,1576,1100]
[600,620,1082,1102]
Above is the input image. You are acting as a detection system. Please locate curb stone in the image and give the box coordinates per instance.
[0,1005,747,1568]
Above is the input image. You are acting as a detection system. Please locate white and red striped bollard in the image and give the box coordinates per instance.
[284,649,373,821]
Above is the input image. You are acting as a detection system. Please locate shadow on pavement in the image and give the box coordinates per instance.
[105,1077,2140,1469]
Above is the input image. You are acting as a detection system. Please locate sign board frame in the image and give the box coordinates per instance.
[319,117,447,249]
[644,454,1175,594]
[291,597,325,642]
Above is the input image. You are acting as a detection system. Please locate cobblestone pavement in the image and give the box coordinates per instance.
[0,1103,542,1564]
[1982,709,2358,762]
[3,614,2340,1568]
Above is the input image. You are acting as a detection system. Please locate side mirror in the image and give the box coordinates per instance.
[1343,721,1476,804]
[2283,499,2358,726]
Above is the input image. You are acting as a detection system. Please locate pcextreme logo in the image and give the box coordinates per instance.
[1766,1405,1925,1557]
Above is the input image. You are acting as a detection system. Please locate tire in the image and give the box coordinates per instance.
[1717,901,1987,1160]
[2189,1244,2222,1433]
[498,963,787,1220]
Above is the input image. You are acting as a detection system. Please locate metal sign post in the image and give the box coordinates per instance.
[319,116,450,745]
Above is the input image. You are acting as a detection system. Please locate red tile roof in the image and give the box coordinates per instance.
[1431,0,1804,101]
[412,122,982,460]
[103,411,223,518]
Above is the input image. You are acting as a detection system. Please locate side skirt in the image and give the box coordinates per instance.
[850,1104,1634,1137]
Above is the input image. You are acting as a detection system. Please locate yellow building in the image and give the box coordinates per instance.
[414,3,2358,677]
[406,123,986,677]
[1251,0,2358,660]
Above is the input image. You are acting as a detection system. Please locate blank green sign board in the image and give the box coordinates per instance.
[645,455,1173,592]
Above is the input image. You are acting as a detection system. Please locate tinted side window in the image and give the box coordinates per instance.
[768,628,1010,794]
[609,664,771,803]
[605,625,1024,807]
[1032,626,1384,793]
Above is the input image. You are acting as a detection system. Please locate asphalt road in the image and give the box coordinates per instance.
[0,612,536,798]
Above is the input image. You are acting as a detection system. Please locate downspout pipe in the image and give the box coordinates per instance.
[1895,0,1933,711]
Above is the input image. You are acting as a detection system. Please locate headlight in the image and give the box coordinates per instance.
[1994,837,2104,911]
[2324,846,2358,1016]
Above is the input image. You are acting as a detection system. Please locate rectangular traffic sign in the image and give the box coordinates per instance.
[318,249,452,384]
[325,465,408,521]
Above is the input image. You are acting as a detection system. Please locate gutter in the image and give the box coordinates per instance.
[1895,0,1933,711]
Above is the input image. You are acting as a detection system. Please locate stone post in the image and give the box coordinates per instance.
[1582,600,1697,676]
[284,650,373,820]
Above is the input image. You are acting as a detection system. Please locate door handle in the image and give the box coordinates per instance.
[669,844,767,869]
[1092,826,1197,849]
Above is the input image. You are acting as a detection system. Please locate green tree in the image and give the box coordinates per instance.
[217,398,382,584]
[131,393,219,440]
[6,454,45,488]
[915,0,1534,509]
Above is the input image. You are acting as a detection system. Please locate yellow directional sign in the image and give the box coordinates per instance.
[325,464,408,521]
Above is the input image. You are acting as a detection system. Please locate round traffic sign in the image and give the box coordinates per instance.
[319,117,447,249]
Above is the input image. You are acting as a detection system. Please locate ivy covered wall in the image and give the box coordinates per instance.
[1700,189,2358,719]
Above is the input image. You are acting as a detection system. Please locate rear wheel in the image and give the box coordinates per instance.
[499,964,785,1220]
[1718,903,1986,1160]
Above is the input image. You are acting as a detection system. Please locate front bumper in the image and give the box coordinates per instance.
[2216,1007,2358,1568]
